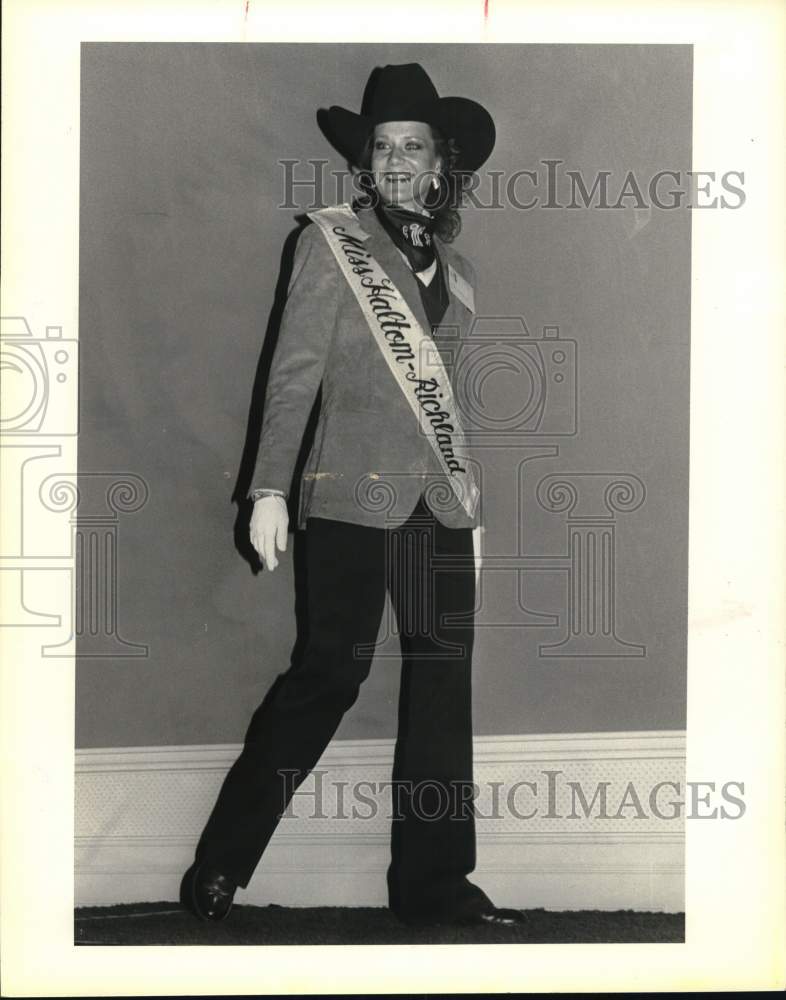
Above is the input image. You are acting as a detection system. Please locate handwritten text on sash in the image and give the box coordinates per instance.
[334,226,466,475]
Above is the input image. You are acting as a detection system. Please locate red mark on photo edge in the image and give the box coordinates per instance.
[244,0,250,19]
[484,0,489,19]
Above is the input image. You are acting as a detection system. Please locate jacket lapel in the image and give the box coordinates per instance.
[433,241,461,333]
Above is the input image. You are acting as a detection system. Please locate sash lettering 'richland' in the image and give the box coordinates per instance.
[307,204,479,519]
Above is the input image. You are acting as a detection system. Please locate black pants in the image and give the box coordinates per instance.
[194,493,491,922]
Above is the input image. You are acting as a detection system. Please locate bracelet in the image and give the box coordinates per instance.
[249,488,287,502]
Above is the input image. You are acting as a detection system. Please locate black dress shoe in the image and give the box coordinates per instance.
[457,906,528,927]
[187,863,237,922]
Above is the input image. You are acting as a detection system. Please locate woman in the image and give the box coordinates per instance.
[184,63,525,929]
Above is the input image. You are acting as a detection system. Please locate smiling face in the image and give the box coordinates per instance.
[370,121,442,213]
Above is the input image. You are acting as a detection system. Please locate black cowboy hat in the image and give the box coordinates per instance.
[322,63,495,173]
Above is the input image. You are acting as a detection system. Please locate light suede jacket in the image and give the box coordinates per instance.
[252,204,482,530]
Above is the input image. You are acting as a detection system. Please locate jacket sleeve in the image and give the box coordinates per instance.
[249,223,340,496]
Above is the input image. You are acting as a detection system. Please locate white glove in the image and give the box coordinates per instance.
[472,525,484,589]
[250,495,289,571]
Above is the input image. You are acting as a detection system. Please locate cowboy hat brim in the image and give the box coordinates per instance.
[324,96,496,174]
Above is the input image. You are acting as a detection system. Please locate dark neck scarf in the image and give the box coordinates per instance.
[375,202,449,328]
[375,203,436,273]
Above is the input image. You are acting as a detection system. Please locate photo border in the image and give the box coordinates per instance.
[1,0,784,994]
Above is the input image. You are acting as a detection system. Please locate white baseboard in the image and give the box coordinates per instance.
[76,731,686,912]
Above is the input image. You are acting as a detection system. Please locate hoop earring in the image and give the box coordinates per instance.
[428,172,450,211]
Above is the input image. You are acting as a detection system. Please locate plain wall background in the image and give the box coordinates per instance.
[76,43,691,748]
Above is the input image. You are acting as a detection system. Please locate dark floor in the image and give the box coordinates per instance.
[75,902,684,946]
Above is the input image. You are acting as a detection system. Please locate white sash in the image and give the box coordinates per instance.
[307,204,479,519]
